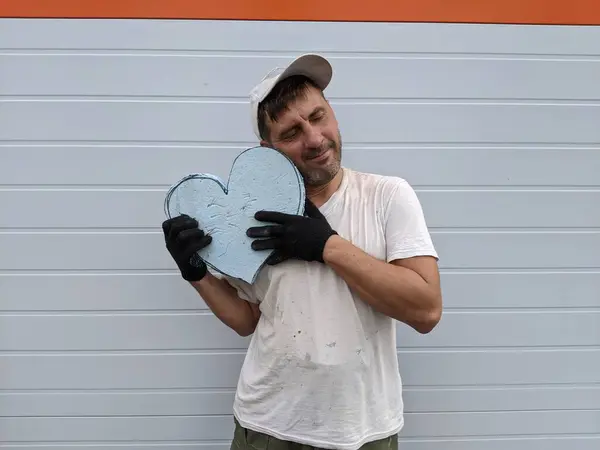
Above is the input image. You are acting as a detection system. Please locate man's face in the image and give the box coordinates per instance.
[262,85,342,186]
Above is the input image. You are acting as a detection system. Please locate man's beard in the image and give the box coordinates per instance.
[301,132,342,187]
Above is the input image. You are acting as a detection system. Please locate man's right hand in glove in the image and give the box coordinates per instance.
[162,214,212,282]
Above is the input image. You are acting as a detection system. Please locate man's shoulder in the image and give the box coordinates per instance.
[344,168,412,193]
[343,168,425,222]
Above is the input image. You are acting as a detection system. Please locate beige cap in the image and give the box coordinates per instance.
[248,53,333,139]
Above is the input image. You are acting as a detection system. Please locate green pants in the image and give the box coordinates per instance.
[231,417,398,450]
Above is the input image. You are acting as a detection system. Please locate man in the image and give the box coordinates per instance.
[162,54,442,450]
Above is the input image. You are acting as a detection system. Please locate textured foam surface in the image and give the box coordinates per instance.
[164,146,306,283]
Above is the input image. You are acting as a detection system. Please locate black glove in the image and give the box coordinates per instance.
[246,198,337,264]
[162,214,212,281]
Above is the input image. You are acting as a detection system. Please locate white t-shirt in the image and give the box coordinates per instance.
[224,168,438,450]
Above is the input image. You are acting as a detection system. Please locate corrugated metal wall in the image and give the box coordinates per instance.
[1,18,599,449]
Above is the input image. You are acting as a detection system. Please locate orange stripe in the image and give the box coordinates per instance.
[1,0,599,25]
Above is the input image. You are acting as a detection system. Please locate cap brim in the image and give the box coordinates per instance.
[277,53,332,93]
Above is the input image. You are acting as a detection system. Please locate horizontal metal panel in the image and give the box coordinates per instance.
[2,410,600,441]
[1,311,598,351]
[402,311,600,348]
[2,20,600,55]
[0,273,202,311]
[2,350,598,390]
[434,231,600,269]
[2,272,597,312]
[0,313,250,351]
[3,54,600,100]
[1,437,599,450]
[0,415,230,442]
[403,385,600,413]
[0,189,167,229]
[3,385,600,416]
[2,101,599,144]
[1,231,599,270]
[3,189,600,229]
[0,390,238,417]
[2,146,598,187]
[439,272,600,308]
[418,190,600,228]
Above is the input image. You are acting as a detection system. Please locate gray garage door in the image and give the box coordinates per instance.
[1,18,599,449]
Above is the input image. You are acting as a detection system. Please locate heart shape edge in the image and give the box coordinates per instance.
[163,146,306,284]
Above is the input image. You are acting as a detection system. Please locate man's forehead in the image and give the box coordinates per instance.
[273,104,320,134]
[279,93,324,121]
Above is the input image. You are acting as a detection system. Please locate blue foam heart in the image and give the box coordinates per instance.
[164,146,306,284]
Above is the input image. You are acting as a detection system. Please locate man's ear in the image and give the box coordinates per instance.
[259,140,269,147]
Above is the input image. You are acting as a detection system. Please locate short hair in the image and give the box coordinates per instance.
[257,75,324,141]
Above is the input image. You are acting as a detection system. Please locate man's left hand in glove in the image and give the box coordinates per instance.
[246,198,338,265]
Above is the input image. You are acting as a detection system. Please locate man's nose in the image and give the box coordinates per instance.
[305,126,323,148]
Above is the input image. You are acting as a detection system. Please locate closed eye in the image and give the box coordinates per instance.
[309,108,325,122]
[280,127,299,141]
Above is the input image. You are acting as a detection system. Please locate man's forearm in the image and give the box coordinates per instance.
[190,272,260,337]
[322,235,441,333]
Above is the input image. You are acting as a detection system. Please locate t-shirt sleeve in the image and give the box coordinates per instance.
[383,178,439,262]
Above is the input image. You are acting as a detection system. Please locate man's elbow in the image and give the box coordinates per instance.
[233,320,257,337]
[236,327,254,337]
[235,325,256,337]
[231,301,261,337]
[415,310,441,334]
[233,315,260,337]
[414,297,442,334]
